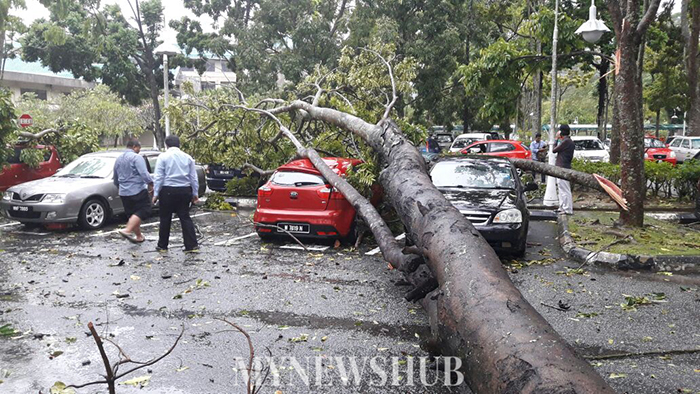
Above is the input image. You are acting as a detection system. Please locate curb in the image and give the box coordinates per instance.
[557,214,700,274]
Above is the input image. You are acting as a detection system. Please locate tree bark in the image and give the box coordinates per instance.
[683,0,700,136]
[509,158,608,192]
[610,81,621,164]
[282,100,614,393]
[595,59,610,139]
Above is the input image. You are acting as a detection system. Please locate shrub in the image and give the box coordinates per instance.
[225,176,260,197]
[204,192,234,211]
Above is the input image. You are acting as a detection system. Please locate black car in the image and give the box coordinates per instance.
[204,164,245,192]
[429,156,537,256]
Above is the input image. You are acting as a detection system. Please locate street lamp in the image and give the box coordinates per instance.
[543,0,609,207]
[154,41,180,143]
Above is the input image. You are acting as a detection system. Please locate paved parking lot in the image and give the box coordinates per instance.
[0,210,698,393]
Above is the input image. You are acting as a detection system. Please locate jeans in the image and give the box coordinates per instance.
[158,186,197,250]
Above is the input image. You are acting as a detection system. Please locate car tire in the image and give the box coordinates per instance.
[513,225,528,257]
[257,231,277,242]
[78,199,108,230]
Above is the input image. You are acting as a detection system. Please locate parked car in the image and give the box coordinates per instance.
[644,136,677,165]
[668,136,700,163]
[570,136,610,162]
[434,132,454,150]
[253,157,362,242]
[460,140,532,159]
[0,150,206,229]
[1,144,61,192]
[449,133,493,153]
[204,164,246,192]
[429,156,537,256]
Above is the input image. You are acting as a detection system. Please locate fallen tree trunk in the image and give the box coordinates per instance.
[281,100,614,393]
[509,158,606,192]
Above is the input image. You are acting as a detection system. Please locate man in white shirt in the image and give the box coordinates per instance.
[152,135,199,252]
[530,133,547,183]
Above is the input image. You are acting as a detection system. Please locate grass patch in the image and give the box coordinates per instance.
[568,211,700,256]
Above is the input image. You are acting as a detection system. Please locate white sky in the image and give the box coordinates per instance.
[13,0,215,44]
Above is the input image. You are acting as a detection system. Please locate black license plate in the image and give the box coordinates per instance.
[11,206,31,212]
[277,223,310,234]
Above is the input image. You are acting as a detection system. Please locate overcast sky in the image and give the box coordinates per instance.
[14,0,215,44]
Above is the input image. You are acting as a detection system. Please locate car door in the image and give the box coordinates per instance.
[464,142,488,154]
[680,139,691,162]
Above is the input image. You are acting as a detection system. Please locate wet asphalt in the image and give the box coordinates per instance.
[0,209,698,393]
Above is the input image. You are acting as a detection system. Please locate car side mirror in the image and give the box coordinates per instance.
[524,182,538,192]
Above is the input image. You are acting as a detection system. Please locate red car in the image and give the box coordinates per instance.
[460,140,532,159]
[254,157,362,242]
[644,136,677,165]
[1,144,61,192]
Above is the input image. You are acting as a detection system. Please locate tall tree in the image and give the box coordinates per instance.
[0,0,25,80]
[21,0,169,148]
[605,0,661,227]
[682,0,700,136]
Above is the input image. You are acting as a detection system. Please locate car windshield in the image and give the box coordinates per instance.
[644,138,665,148]
[436,134,453,143]
[431,160,516,189]
[54,156,115,178]
[271,171,326,187]
[452,138,475,149]
[573,139,605,150]
[693,139,700,149]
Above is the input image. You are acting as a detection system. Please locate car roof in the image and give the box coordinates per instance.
[278,157,362,176]
[571,136,601,140]
[469,139,521,144]
[454,133,491,138]
[81,150,161,158]
[435,155,512,164]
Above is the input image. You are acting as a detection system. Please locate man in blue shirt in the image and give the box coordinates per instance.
[113,139,153,243]
[529,133,547,182]
[152,135,199,252]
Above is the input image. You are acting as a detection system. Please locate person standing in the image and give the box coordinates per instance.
[529,132,547,182]
[113,139,153,243]
[552,124,575,215]
[152,135,200,252]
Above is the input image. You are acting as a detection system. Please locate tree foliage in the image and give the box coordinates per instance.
[0,88,16,166]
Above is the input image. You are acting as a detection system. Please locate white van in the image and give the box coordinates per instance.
[449,133,493,153]
[570,136,610,162]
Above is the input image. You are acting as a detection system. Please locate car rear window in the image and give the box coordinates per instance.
[574,139,605,150]
[6,148,21,164]
[692,139,700,149]
[271,171,326,187]
[452,138,475,149]
[645,138,665,148]
[489,142,515,152]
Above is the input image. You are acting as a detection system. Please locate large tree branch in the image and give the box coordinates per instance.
[18,128,64,140]
[636,0,662,36]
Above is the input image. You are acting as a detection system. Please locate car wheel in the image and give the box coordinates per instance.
[343,219,359,246]
[79,199,108,230]
[513,225,528,257]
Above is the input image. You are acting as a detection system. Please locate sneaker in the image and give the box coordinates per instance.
[184,248,200,254]
[155,247,168,253]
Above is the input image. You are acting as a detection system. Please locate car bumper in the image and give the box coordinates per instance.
[645,157,677,165]
[253,207,355,238]
[476,223,527,252]
[0,200,79,223]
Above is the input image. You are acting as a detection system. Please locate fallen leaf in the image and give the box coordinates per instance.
[608,373,627,379]
[130,275,141,281]
[50,381,76,394]
[119,375,151,388]
[176,366,189,372]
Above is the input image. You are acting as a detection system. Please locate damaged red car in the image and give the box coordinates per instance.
[254,157,363,242]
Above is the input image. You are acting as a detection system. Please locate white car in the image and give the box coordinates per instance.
[668,136,700,163]
[570,136,610,162]
[449,133,493,153]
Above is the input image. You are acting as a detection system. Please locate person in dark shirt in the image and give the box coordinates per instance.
[552,124,575,214]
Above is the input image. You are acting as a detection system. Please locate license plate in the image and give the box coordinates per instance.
[11,206,31,212]
[218,170,231,175]
[277,223,310,234]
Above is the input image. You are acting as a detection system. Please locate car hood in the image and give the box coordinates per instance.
[646,147,672,155]
[8,176,111,196]
[438,187,518,212]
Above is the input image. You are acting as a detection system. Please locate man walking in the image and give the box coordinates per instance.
[113,139,153,243]
[152,135,199,252]
[552,124,575,215]
[529,132,547,182]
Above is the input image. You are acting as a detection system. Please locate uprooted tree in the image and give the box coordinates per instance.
[168,45,617,393]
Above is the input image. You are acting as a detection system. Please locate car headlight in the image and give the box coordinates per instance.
[42,193,66,204]
[644,152,649,159]
[669,151,676,158]
[493,208,523,224]
[2,191,12,201]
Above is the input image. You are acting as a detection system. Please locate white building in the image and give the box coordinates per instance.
[1,57,94,101]
[174,58,237,92]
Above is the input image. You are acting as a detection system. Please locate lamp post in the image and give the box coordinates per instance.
[543,0,610,207]
[154,41,180,143]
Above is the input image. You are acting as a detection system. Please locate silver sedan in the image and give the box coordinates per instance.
[0,150,205,229]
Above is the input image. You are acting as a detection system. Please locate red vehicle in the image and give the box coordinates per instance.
[1,144,61,192]
[254,157,362,242]
[460,140,532,159]
[644,136,677,165]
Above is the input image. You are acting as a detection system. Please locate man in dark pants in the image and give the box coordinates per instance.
[113,139,153,243]
[152,135,200,252]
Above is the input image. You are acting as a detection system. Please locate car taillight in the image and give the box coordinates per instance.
[258,186,273,197]
[317,187,345,200]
